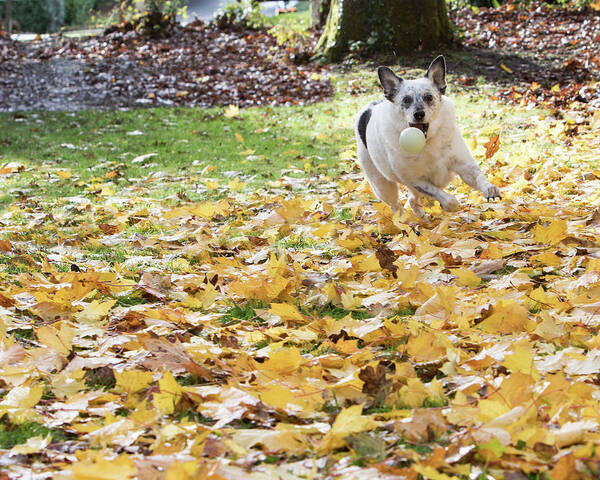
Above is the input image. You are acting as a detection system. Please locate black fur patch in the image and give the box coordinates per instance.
[383,89,397,102]
[358,108,372,149]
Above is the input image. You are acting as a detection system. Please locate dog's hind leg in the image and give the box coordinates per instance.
[357,143,402,212]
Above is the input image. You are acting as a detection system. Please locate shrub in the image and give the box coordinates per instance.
[65,0,95,26]
[13,0,65,33]
[214,0,267,30]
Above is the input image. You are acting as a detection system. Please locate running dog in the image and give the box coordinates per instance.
[355,56,501,217]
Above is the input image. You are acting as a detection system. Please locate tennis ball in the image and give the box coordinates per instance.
[399,127,426,154]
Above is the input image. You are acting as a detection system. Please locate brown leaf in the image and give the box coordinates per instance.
[440,251,462,267]
[139,333,214,381]
[359,362,392,405]
[484,135,501,159]
[0,239,12,252]
[98,223,122,235]
[138,272,172,299]
[375,245,398,276]
[394,409,448,443]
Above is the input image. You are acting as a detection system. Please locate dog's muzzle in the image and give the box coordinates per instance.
[410,123,429,138]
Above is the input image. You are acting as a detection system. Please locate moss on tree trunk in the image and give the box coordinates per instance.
[316,0,453,62]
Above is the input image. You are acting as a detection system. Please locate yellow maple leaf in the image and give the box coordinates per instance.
[260,385,298,413]
[268,303,307,324]
[318,404,378,452]
[37,323,73,356]
[413,465,460,480]
[262,347,302,375]
[337,236,363,250]
[530,251,562,266]
[398,377,430,408]
[56,169,72,179]
[114,370,154,396]
[534,312,565,340]
[74,299,116,323]
[341,291,362,310]
[228,177,246,191]
[153,371,183,414]
[395,263,419,289]
[166,461,200,480]
[450,268,481,287]
[477,299,533,334]
[69,453,137,480]
[528,286,565,311]
[406,332,451,364]
[10,434,51,455]
[502,341,540,381]
[224,104,240,119]
[533,219,567,244]
[51,368,87,400]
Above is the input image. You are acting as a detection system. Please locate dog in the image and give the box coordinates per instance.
[355,55,501,218]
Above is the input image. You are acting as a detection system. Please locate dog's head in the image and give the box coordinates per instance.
[377,56,447,138]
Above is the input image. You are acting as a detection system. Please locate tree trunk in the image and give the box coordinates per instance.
[6,0,12,34]
[310,0,331,28]
[316,0,453,62]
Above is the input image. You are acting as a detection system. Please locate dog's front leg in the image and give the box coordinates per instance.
[452,141,501,200]
[412,181,459,212]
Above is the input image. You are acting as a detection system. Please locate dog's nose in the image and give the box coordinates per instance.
[414,110,425,122]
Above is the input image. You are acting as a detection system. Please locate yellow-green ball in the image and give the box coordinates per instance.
[399,127,426,154]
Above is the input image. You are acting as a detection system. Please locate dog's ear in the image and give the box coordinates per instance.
[426,56,447,94]
[378,67,403,102]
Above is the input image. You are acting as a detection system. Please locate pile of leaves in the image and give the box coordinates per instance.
[0,34,23,64]
[0,20,332,111]
[452,1,600,115]
[1,106,600,477]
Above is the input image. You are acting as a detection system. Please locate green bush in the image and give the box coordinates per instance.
[65,0,94,26]
[214,0,267,30]
[13,0,65,33]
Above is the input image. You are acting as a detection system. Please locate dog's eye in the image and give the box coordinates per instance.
[424,94,434,103]
[402,96,412,105]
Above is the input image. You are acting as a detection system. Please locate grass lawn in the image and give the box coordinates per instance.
[0,67,553,209]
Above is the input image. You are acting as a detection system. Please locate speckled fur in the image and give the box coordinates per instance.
[355,56,501,217]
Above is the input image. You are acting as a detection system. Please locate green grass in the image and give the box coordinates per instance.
[115,290,148,307]
[173,409,214,424]
[0,101,354,209]
[0,421,68,448]
[219,301,268,326]
[85,245,129,264]
[10,328,34,342]
[266,0,310,29]
[310,302,372,320]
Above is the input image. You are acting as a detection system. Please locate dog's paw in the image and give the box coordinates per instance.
[441,195,460,212]
[484,185,502,201]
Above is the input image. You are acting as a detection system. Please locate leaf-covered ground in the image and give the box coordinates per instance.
[0,20,331,111]
[452,1,600,116]
[2,4,600,478]
[1,64,600,478]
